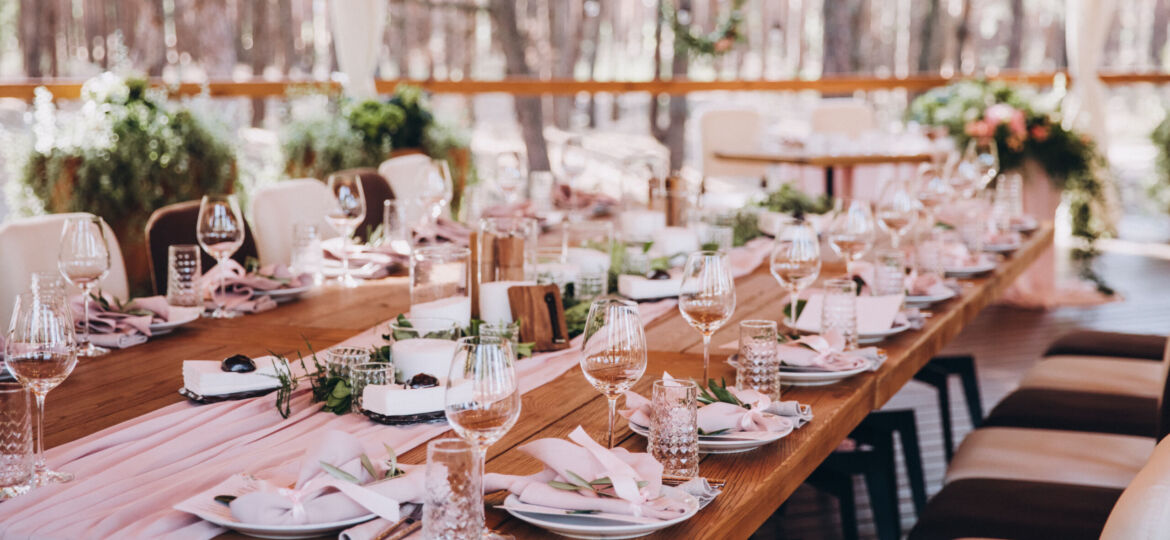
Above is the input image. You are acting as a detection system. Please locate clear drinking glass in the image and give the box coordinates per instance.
[770,220,821,328]
[915,230,946,278]
[57,215,111,356]
[699,224,734,252]
[495,151,527,204]
[445,336,521,529]
[679,251,736,386]
[736,320,780,400]
[324,346,372,380]
[575,272,607,301]
[382,200,411,255]
[410,246,471,330]
[964,138,1000,193]
[528,170,557,217]
[326,172,367,288]
[423,438,484,540]
[533,246,574,297]
[29,272,66,298]
[197,195,246,318]
[6,291,77,486]
[649,379,699,479]
[872,248,907,297]
[958,198,989,253]
[422,159,455,232]
[0,382,32,499]
[560,137,588,221]
[291,223,324,286]
[349,362,393,413]
[876,177,921,248]
[166,245,202,307]
[821,278,859,351]
[580,298,648,448]
[827,199,876,263]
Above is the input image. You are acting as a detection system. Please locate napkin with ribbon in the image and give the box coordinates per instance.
[198,260,281,314]
[322,238,408,279]
[777,330,884,372]
[904,270,956,298]
[484,426,688,521]
[940,242,998,270]
[226,431,421,526]
[620,376,812,435]
[67,293,184,349]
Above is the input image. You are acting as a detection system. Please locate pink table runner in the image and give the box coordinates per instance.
[0,240,770,539]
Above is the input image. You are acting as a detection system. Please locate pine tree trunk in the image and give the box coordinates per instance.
[1006,0,1024,69]
[490,0,551,172]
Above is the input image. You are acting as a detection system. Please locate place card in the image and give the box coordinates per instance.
[794,293,904,334]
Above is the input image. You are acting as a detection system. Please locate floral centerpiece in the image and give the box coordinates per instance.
[909,79,1110,291]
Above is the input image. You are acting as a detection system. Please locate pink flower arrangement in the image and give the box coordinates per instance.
[984,103,1028,139]
[1030,124,1050,142]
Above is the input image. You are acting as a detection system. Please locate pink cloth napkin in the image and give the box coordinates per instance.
[483,426,687,520]
[69,293,156,349]
[229,430,423,526]
[984,230,1022,247]
[777,331,882,372]
[198,260,279,314]
[322,239,408,279]
[904,271,955,297]
[940,243,997,269]
[620,380,809,435]
[553,185,618,213]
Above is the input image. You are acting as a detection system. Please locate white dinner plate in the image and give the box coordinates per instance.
[791,321,912,344]
[253,285,312,304]
[628,419,793,454]
[983,242,1020,254]
[945,261,997,278]
[148,307,203,335]
[502,485,699,540]
[778,364,871,386]
[905,288,957,307]
[194,513,374,539]
[1011,216,1039,232]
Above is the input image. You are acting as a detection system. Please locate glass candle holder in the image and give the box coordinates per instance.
[736,320,780,400]
[349,362,393,413]
[388,317,461,383]
[411,245,471,329]
[0,382,32,500]
[650,379,700,478]
[291,223,324,286]
[166,245,203,307]
[822,278,859,350]
[324,346,371,380]
[872,248,907,297]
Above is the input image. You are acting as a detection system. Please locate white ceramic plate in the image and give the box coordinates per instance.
[502,485,699,540]
[628,419,792,454]
[945,261,997,278]
[148,307,203,335]
[194,513,375,539]
[1012,217,1039,232]
[983,242,1020,254]
[791,321,912,344]
[905,288,957,307]
[253,285,312,304]
[778,364,870,386]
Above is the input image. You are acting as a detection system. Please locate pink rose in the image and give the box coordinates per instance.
[985,104,1027,138]
[965,120,993,139]
[1030,125,1050,142]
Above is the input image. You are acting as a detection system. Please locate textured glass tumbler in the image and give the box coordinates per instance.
[291,223,324,286]
[576,271,607,301]
[650,379,700,478]
[736,320,780,400]
[0,382,33,499]
[915,234,945,278]
[822,278,859,350]
[348,362,392,413]
[325,346,370,381]
[423,438,484,540]
[872,249,906,297]
[166,245,202,307]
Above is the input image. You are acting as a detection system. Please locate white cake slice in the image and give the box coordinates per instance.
[182,356,282,396]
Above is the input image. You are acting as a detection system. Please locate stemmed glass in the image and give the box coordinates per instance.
[580,298,648,448]
[197,195,246,317]
[876,177,921,248]
[422,159,455,232]
[6,291,78,486]
[560,137,588,220]
[961,138,999,196]
[57,216,111,357]
[678,251,736,387]
[495,151,526,203]
[326,173,367,288]
[444,335,521,524]
[827,199,876,264]
[770,220,821,328]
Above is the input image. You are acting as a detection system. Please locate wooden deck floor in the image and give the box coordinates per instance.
[754,247,1170,539]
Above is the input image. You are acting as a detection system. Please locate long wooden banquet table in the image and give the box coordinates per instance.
[36,224,1053,539]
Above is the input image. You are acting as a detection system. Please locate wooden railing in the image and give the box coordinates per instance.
[0,70,1163,101]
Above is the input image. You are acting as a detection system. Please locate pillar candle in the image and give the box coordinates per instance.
[478,280,535,324]
[410,295,471,329]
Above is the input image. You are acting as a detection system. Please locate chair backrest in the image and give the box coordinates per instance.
[144,200,259,295]
[249,179,338,267]
[377,153,430,202]
[698,108,768,180]
[810,99,876,137]
[1100,436,1170,539]
[1158,338,1170,441]
[0,213,129,330]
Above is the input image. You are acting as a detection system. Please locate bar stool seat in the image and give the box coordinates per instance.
[1018,355,1164,399]
[983,388,1157,437]
[1045,331,1167,361]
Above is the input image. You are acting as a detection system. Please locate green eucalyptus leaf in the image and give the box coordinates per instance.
[320,461,359,483]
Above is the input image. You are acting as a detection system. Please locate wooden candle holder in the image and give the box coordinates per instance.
[507,284,570,352]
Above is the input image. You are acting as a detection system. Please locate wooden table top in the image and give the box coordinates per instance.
[714,149,935,167]
[40,224,1053,539]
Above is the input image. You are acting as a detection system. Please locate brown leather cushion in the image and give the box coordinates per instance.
[331,168,395,243]
[983,388,1157,438]
[909,478,1122,540]
[144,200,259,295]
[1045,331,1167,361]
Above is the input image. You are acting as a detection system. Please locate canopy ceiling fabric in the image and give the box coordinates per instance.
[329,0,386,98]
[1066,0,1115,146]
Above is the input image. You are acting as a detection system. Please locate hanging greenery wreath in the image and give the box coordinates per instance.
[662,0,748,57]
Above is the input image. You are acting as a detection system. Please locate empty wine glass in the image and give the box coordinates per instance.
[580,298,648,448]
[495,151,526,203]
[963,138,999,194]
[6,291,77,486]
[827,199,876,264]
[770,219,821,328]
[445,336,521,517]
[876,176,921,248]
[679,251,736,387]
[57,216,111,357]
[423,159,455,228]
[560,137,588,221]
[326,172,367,288]
[197,195,246,317]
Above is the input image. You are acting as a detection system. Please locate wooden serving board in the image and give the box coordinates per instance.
[507,284,570,352]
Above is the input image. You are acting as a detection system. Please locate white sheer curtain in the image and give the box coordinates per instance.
[1065,0,1114,144]
[329,0,387,98]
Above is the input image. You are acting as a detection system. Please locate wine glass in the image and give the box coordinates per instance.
[560,137,588,220]
[678,251,736,387]
[876,176,921,248]
[770,220,821,328]
[197,195,246,316]
[423,159,455,229]
[326,173,367,288]
[6,291,78,486]
[57,216,111,357]
[963,138,999,195]
[495,151,526,203]
[445,336,521,528]
[827,199,876,264]
[580,298,648,448]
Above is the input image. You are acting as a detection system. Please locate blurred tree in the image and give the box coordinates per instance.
[490,0,551,172]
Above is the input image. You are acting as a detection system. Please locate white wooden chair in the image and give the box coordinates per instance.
[249,179,338,267]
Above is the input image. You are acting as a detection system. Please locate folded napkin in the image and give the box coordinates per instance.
[940,243,997,270]
[904,270,955,297]
[229,431,422,526]
[199,260,279,314]
[69,293,154,349]
[422,217,472,246]
[322,238,408,279]
[777,330,884,372]
[554,185,618,213]
[984,230,1022,247]
[483,426,687,520]
[182,355,283,396]
[620,376,811,435]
